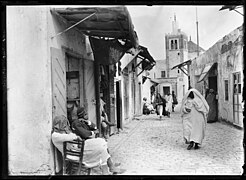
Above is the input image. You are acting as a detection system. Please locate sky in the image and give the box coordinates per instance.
[127,5,244,60]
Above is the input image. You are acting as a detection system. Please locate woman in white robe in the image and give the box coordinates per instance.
[180,88,209,150]
[165,92,173,117]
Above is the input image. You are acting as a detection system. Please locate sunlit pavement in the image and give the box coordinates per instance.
[107,110,244,175]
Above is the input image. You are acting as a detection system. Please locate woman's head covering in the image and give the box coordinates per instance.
[52,115,71,134]
[181,88,209,115]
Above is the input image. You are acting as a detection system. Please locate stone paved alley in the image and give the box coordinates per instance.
[107,111,244,175]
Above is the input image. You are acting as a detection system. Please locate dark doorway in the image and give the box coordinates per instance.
[116,81,122,129]
[163,86,170,96]
[208,75,218,120]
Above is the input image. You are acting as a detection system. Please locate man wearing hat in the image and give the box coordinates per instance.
[71,107,99,139]
[69,107,125,174]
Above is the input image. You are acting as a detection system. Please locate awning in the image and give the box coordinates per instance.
[135,46,156,76]
[89,36,129,65]
[150,78,160,84]
[171,60,191,76]
[51,6,138,48]
[197,63,217,83]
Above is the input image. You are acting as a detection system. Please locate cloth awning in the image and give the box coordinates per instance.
[89,36,129,65]
[138,46,156,71]
[134,46,156,76]
[197,63,217,83]
[51,6,138,48]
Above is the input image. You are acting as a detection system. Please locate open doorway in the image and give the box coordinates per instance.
[163,86,170,96]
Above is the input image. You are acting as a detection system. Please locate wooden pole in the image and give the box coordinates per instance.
[196,7,199,57]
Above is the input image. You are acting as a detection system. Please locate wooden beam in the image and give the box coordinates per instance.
[179,67,188,76]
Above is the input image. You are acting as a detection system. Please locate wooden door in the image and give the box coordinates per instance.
[233,72,243,127]
[51,47,66,173]
[123,70,129,120]
[84,59,96,124]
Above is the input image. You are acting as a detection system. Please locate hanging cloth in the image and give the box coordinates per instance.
[89,37,130,65]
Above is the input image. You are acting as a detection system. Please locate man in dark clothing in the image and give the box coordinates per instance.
[71,106,126,174]
[71,107,99,139]
[172,91,178,112]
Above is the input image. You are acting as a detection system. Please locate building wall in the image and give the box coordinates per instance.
[7,6,92,175]
[7,6,53,175]
[190,25,243,124]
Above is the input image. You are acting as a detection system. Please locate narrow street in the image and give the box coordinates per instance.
[107,111,244,175]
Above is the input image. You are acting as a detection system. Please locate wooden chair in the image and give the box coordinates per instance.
[63,140,94,175]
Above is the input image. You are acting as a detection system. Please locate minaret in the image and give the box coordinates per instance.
[172,14,179,34]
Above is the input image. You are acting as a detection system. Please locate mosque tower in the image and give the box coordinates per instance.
[165,14,188,78]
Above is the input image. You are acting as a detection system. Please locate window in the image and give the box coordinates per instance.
[174,40,178,49]
[169,39,179,50]
[161,71,165,78]
[224,80,229,101]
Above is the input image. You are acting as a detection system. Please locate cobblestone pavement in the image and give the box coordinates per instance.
[107,111,244,175]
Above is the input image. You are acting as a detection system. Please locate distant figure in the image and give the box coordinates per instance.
[180,88,209,150]
[206,89,217,123]
[155,93,166,119]
[165,92,173,118]
[172,91,178,112]
[143,97,154,115]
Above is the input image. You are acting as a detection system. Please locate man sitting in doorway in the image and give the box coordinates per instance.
[100,98,116,140]
[52,114,125,175]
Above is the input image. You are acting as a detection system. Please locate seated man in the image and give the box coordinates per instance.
[71,106,99,139]
[51,114,125,175]
[100,98,116,140]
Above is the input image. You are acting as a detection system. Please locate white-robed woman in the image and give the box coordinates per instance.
[180,88,209,150]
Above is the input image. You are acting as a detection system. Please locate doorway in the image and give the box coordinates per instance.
[163,86,170,96]
[208,75,218,121]
[116,81,122,129]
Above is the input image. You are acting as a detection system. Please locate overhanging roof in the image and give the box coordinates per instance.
[171,60,192,70]
[138,45,156,71]
[51,6,138,48]
[197,63,217,83]
[135,46,156,76]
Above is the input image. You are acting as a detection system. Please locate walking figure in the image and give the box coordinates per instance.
[172,91,178,112]
[180,88,209,150]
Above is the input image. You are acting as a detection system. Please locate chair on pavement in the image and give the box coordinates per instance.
[63,140,98,175]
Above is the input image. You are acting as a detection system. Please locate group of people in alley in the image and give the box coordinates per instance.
[51,97,126,175]
[143,90,178,118]
[143,87,213,150]
[51,87,214,175]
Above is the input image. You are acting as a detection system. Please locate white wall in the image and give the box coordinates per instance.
[7,6,53,174]
[7,6,92,175]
